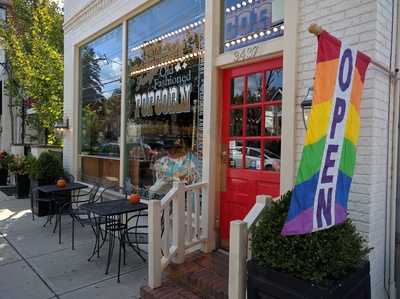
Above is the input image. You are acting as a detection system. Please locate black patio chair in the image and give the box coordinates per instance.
[59,183,101,249]
[116,207,167,283]
[116,211,148,282]
[78,184,128,260]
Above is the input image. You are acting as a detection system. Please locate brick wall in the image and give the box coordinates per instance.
[296,0,393,297]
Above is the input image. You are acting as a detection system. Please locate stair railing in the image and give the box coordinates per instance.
[228,195,273,299]
[148,181,208,289]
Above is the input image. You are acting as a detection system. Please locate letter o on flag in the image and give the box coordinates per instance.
[339,48,353,92]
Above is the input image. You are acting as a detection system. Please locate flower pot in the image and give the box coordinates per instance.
[0,168,8,185]
[16,174,30,199]
[247,260,370,299]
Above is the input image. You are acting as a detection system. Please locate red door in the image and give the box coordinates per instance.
[220,58,282,246]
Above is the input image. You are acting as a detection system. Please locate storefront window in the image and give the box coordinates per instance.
[223,0,284,52]
[79,26,122,184]
[126,0,205,198]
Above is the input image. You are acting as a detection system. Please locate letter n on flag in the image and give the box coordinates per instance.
[282,31,371,235]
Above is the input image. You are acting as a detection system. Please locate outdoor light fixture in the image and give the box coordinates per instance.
[54,118,69,131]
[301,87,313,129]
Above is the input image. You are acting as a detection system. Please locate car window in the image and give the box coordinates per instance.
[248,149,260,158]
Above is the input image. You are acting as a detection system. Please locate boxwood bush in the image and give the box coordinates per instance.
[251,190,370,283]
[30,151,64,183]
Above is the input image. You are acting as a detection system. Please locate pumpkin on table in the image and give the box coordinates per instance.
[56,178,66,188]
[128,193,140,204]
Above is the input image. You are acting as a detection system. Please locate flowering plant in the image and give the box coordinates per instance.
[9,155,35,176]
[0,151,13,170]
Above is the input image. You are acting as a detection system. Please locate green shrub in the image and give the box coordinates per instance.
[9,155,36,176]
[0,151,13,170]
[251,190,370,283]
[30,151,63,183]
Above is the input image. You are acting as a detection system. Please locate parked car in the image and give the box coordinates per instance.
[230,146,280,171]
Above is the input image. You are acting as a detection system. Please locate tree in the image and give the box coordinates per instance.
[0,0,64,144]
[80,46,105,104]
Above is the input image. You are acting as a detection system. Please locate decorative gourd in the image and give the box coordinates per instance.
[128,193,140,204]
[56,178,66,188]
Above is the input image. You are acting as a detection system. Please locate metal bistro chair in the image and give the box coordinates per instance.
[60,183,101,249]
[116,211,148,283]
[86,184,130,264]
[116,205,168,283]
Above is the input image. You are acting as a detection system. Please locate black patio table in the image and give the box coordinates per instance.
[81,199,148,280]
[37,182,88,244]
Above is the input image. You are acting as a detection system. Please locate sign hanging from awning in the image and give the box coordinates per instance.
[282,31,371,235]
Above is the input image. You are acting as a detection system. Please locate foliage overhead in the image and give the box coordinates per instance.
[251,190,370,283]
[0,0,64,143]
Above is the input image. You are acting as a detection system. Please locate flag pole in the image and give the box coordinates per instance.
[308,23,398,78]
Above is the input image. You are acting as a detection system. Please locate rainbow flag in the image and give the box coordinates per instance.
[282,31,371,235]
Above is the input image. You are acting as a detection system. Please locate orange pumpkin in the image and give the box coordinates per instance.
[56,179,66,188]
[128,193,140,204]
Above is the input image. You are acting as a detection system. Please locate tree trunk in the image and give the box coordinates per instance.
[20,101,26,145]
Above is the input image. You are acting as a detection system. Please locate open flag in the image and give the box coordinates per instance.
[282,31,371,236]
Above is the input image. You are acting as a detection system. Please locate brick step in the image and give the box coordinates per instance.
[140,279,201,299]
[140,251,229,299]
[166,251,229,299]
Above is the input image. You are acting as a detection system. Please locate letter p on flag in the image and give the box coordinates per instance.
[281,30,370,236]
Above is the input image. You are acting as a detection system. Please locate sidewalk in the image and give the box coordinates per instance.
[0,192,147,299]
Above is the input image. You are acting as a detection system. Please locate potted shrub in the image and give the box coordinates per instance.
[29,151,65,216]
[248,191,371,299]
[30,151,64,186]
[0,151,12,185]
[9,155,34,198]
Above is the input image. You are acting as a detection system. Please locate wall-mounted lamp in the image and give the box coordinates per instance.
[301,87,313,129]
[54,119,69,131]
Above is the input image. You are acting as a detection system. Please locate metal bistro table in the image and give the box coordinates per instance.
[81,199,148,279]
[37,182,88,244]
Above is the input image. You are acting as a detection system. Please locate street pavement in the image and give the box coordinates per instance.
[0,192,147,299]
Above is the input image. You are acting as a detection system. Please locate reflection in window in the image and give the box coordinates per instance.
[79,26,122,184]
[264,140,281,171]
[229,140,243,168]
[265,105,281,136]
[247,73,262,103]
[231,77,244,104]
[230,109,243,136]
[266,69,282,101]
[247,107,261,136]
[245,140,261,170]
[126,0,205,196]
[223,0,284,52]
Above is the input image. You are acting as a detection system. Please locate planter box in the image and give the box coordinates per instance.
[0,168,8,186]
[247,260,370,299]
[16,174,30,199]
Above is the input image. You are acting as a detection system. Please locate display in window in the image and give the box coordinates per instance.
[126,0,205,195]
[149,137,199,196]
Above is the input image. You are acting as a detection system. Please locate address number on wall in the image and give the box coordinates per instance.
[233,46,259,62]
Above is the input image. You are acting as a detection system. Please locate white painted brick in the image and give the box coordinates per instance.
[297,0,393,297]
